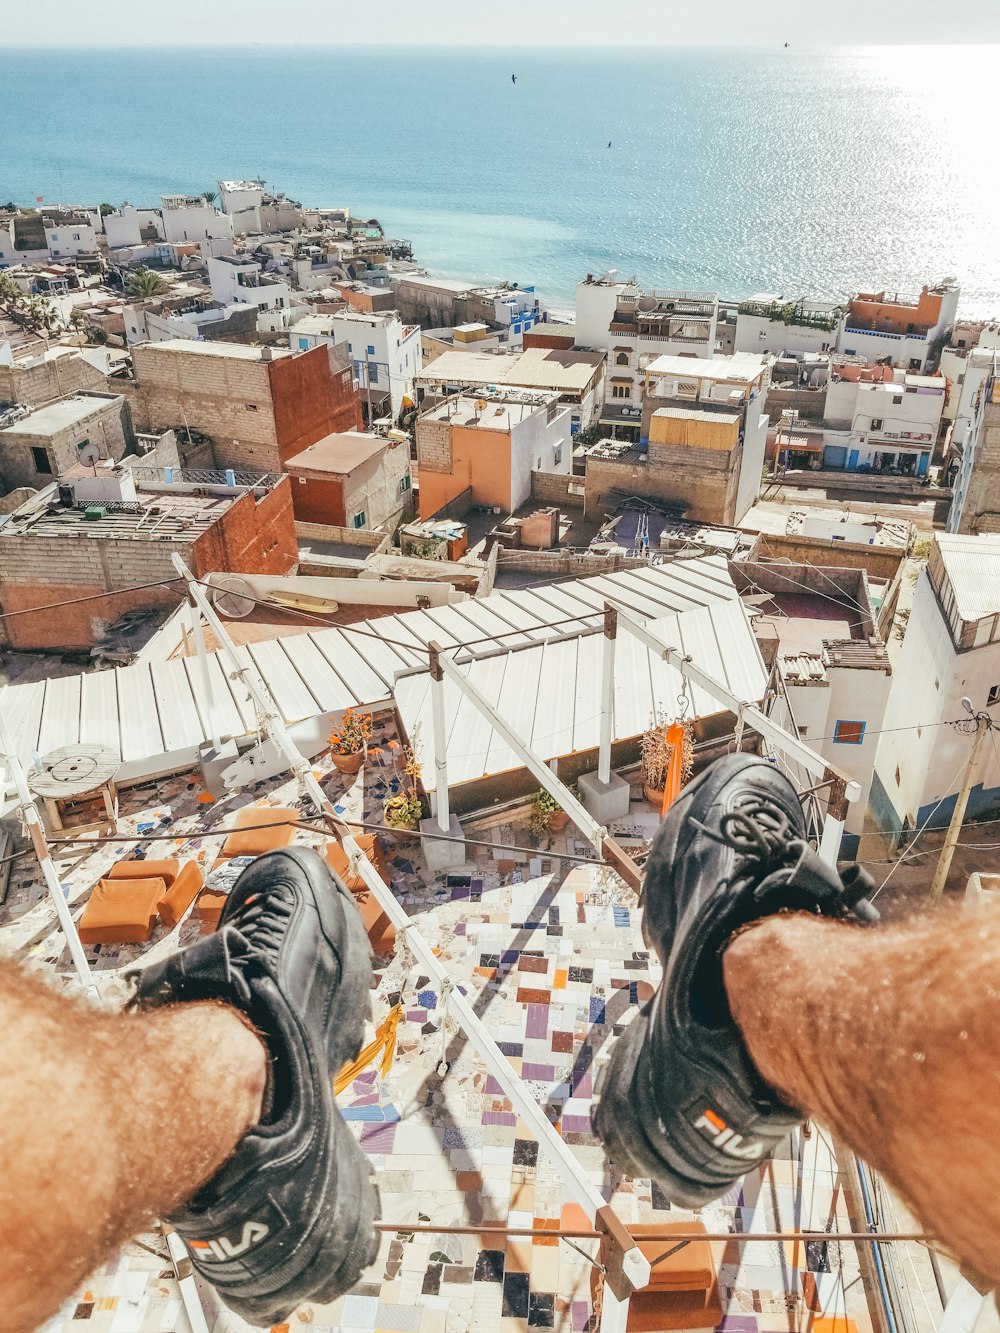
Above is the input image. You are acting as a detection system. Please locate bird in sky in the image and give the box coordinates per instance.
[608,140,612,148]
[511,73,517,84]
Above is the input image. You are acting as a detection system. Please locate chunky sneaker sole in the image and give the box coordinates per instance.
[594,753,876,1208]
[130,846,379,1324]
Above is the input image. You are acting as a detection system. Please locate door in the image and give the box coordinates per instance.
[848,449,859,470]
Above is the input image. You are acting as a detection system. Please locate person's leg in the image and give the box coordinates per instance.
[0,958,266,1332]
[725,907,1000,1283]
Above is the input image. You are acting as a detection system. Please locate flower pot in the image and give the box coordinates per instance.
[643,780,666,807]
[549,809,570,831]
[386,823,418,846]
[332,745,366,775]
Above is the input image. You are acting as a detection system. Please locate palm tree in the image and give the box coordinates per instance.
[126,267,170,299]
[202,190,218,205]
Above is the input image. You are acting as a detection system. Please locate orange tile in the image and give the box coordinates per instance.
[475,966,497,979]
[533,1217,560,1247]
[553,968,568,989]
[561,1203,592,1233]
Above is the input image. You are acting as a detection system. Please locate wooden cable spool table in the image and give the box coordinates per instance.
[28,743,121,839]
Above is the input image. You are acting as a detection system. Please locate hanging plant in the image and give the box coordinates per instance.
[640,714,695,793]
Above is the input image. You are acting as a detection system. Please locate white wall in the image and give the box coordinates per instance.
[45,223,98,258]
[826,376,944,441]
[574,280,621,349]
[104,206,164,250]
[875,570,1000,824]
[327,313,421,418]
[838,325,932,370]
[207,256,289,312]
[161,201,234,247]
[219,183,264,215]
[735,311,839,356]
[510,405,572,510]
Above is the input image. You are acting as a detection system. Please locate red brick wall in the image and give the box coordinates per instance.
[192,478,299,579]
[0,582,180,651]
[288,475,347,526]
[523,330,576,351]
[269,346,362,465]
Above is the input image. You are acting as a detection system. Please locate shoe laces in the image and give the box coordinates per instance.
[227,881,296,962]
[691,793,802,866]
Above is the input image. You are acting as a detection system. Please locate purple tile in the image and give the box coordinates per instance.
[486,1075,505,1095]
[571,1069,593,1097]
[406,1009,427,1023]
[560,1115,592,1134]
[718,1320,760,1333]
[526,1004,549,1039]
[483,1111,518,1127]
[572,1300,591,1332]
[360,1122,397,1154]
[522,1062,555,1080]
[454,922,467,935]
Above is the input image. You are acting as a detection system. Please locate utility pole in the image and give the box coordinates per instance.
[929,705,992,902]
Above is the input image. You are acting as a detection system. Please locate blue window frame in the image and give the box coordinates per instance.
[833,720,866,745]
[367,344,376,356]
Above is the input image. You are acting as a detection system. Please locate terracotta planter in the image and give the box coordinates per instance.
[385,823,418,846]
[643,780,666,807]
[549,809,570,831]
[331,745,366,775]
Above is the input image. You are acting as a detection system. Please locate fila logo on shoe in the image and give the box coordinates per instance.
[692,1108,764,1159]
[189,1221,270,1261]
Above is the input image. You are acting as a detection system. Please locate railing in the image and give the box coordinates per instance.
[738,300,838,332]
[842,325,928,343]
[130,466,278,490]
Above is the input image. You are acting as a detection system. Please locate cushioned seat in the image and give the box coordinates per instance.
[158,862,205,929]
[325,836,397,955]
[593,1221,723,1332]
[197,889,228,932]
[220,806,298,859]
[78,877,167,946]
[107,859,181,888]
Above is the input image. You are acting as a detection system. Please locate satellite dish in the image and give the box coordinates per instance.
[638,296,656,312]
[475,398,488,412]
[78,442,101,466]
[211,575,255,619]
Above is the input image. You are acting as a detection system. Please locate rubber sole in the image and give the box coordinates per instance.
[205,850,382,1325]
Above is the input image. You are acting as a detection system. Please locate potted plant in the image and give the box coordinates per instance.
[640,715,694,805]
[382,744,424,842]
[529,785,574,837]
[329,708,373,775]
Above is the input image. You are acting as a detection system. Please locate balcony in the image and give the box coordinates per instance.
[738,299,838,333]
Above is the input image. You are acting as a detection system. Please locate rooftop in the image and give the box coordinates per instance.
[651,406,742,427]
[134,338,293,362]
[422,391,561,431]
[285,431,394,475]
[417,347,603,394]
[644,351,769,384]
[0,392,121,437]
[934,532,1000,625]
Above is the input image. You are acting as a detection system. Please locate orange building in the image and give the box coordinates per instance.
[415,390,571,519]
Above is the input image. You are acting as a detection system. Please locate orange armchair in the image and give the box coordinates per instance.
[78,877,167,947]
[325,836,397,956]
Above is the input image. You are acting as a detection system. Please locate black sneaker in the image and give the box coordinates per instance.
[129,846,379,1325]
[594,753,876,1208]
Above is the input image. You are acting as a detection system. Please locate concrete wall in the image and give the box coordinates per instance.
[294,520,388,549]
[955,401,1000,535]
[269,345,362,466]
[530,469,585,508]
[746,533,905,581]
[0,352,108,407]
[735,311,838,357]
[0,396,132,491]
[339,442,411,531]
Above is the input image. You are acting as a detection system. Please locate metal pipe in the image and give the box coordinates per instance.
[598,608,617,785]
[187,597,222,752]
[0,709,94,992]
[371,1222,935,1242]
[428,643,451,834]
[170,555,650,1318]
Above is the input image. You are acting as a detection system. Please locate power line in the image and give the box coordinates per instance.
[0,577,184,621]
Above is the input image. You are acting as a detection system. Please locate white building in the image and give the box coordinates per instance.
[218,180,266,216]
[838,280,960,371]
[44,219,99,260]
[103,205,165,250]
[291,309,421,420]
[873,533,1000,839]
[160,195,234,257]
[642,352,770,524]
[575,272,718,399]
[468,286,543,350]
[207,255,290,318]
[734,294,843,357]
[821,369,945,476]
[948,349,1000,535]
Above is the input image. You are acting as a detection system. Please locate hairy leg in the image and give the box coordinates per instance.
[724,905,1000,1282]
[0,959,266,1331]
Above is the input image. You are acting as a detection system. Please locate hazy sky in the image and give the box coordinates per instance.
[6,0,1000,46]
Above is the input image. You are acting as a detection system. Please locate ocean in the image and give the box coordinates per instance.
[2,44,999,315]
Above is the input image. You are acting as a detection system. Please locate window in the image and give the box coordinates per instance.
[367,344,375,356]
[612,383,631,399]
[31,447,53,474]
[399,474,411,495]
[352,510,367,529]
[892,394,903,405]
[246,403,258,411]
[615,351,630,366]
[553,446,563,467]
[833,720,866,745]
[298,337,309,350]
[871,417,883,430]
[988,684,1000,707]
[368,363,379,384]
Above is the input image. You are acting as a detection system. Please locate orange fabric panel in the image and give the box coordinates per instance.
[158,862,205,929]
[78,878,166,946]
[625,1284,724,1332]
[325,836,395,954]
[220,806,298,859]
[107,859,180,889]
[627,1222,716,1292]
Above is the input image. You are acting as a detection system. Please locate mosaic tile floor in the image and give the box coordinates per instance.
[5,718,882,1333]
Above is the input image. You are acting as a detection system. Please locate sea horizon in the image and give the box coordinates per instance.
[3,43,999,315]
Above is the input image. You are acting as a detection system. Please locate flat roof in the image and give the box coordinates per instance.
[0,393,121,436]
[422,394,556,432]
[284,431,389,474]
[0,485,241,543]
[645,351,768,382]
[651,406,742,426]
[135,339,293,362]
[416,346,602,393]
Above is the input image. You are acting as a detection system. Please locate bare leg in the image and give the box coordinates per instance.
[0,959,266,1331]
[724,905,1000,1283]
